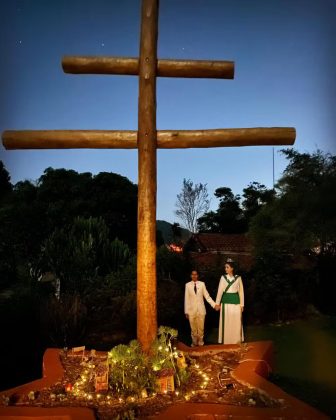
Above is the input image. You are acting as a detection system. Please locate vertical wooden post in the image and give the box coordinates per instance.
[137,0,158,352]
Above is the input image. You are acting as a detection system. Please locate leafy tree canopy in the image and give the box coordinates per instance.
[250,149,336,257]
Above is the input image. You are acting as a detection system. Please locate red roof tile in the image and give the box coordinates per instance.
[186,233,252,253]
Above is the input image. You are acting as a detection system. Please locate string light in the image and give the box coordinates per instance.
[58,331,191,406]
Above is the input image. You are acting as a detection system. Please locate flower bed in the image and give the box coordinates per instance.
[0,329,330,419]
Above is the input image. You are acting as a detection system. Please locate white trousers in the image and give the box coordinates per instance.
[189,314,205,346]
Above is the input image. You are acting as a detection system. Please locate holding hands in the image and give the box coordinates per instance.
[215,304,220,311]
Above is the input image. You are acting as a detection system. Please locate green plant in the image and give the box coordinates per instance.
[107,326,189,398]
[41,217,132,295]
[108,340,155,397]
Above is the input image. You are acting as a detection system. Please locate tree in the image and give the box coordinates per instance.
[37,168,138,248]
[0,161,12,201]
[198,187,245,233]
[175,179,210,233]
[277,149,336,254]
[242,182,275,225]
[89,172,138,248]
[10,180,46,259]
[41,216,130,295]
[249,149,336,314]
[250,149,336,257]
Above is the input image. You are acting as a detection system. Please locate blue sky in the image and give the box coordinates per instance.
[1,0,335,223]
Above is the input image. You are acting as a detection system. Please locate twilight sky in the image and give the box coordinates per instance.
[1,0,335,224]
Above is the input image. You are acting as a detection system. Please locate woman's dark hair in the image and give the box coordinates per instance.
[225,258,235,270]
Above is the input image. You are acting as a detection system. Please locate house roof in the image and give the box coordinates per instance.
[186,233,252,253]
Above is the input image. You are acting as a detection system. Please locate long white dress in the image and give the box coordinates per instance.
[215,274,244,344]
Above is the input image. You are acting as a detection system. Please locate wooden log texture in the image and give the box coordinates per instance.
[137,0,158,353]
[2,128,296,150]
[158,127,296,148]
[62,56,234,79]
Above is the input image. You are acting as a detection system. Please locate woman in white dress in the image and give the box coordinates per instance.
[215,259,244,344]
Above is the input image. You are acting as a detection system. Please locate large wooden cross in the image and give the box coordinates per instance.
[2,0,295,352]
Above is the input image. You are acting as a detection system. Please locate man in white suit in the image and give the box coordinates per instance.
[184,270,219,346]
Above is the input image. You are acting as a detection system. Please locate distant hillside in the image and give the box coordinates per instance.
[156,220,191,244]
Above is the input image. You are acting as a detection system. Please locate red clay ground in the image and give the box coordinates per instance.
[0,341,330,419]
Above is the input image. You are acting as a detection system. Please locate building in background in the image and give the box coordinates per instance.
[184,233,253,271]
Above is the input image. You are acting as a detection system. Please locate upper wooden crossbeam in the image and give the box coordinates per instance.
[62,56,234,79]
[3,128,296,150]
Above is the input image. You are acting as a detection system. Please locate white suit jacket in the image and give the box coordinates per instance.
[184,281,216,316]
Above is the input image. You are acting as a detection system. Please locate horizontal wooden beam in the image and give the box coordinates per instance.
[2,128,295,150]
[62,56,235,79]
[158,128,296,148]
[2,130,137,149]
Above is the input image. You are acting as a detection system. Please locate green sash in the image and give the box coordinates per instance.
[220,275,240,344]
[221,292,240,304]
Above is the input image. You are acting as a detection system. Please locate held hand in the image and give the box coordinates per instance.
[241,306,244,312]
[185,314,189,320]
[215,304,221,311]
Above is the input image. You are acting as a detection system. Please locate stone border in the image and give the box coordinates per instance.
[0,342,330,419]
